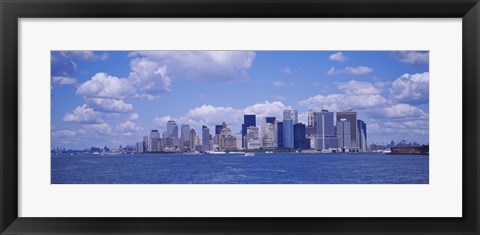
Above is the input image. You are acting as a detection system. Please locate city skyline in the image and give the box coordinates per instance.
[51,51,429,149]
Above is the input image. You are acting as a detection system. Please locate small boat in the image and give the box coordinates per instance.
[244,152,255,157]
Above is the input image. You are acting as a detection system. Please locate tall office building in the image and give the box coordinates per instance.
[149,129,161,152]
[262,117,277,149]
[215,125,223,135]
[336,110,358,148]
[166,120,178,138]
[219,122,232,151]
[202,125,210,151]
[241,114,256,147]
[283,110,298,124]
[277,121,284,148]
[166,120,179,148]
[245,126,262,150]
[357,120,367,152]
[337,118,352,149]
[314,110,337,150]
[306,109,316,136]
[189,128,196,151]
[234,132,243,150]
[223,135,237,151]
[136,142,142,153]
[293,123,309,149]
[142,135,149,153]
[180,124,190,150]
[283,119,294,149]
[307,109,314,126]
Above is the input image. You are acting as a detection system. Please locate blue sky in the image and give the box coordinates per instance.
[51,51,429,149]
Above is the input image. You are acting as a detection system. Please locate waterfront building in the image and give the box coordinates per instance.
[283,109,299,124]
[314,110,337,151]
[189,128,196,151]
[223,135,237,151]
[166,120,179,148]
[135,142,142,153]
[262,117,277,149]
[245,126,262,150]
[357,120,367,152]
[277,121,284,149]
[336,110,358,148]
[150,130,160,152]
[202,125,211,151]
[215,125,223,135]
[234,132,243,150]
[149,129,162,152]
[337,118,352,150]
[307,109,314,126]
[219,123,232,151]
[293,123,309,149]
[180,124,190,151]
[283,119,294,149]
[241,114,256,147]
[142,135,148,153]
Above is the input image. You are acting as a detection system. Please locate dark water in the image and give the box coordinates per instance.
[51,153,429,184]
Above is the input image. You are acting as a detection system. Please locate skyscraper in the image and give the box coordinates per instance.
[202,125,210,151]
[306,109,316,136]
[215,125,223,135]
[142,135,149,153]
[189,128,196,151]
[283,119,294,149]
[166,120,179,148]
[336,110,357,148]
[166,120,178,138]
[242,114,256,147]
[357,120,367,152]
[283,109,299,124]
[314,110,337,150]
[277,121,284,149]
[337,118,352,150]
[245,126,262,150]
[149,130,161,152]
[234,132,243,150]
[262,117,277,149]
[180,124,190,150]
[307,109,314,126]
[293,123,308,149]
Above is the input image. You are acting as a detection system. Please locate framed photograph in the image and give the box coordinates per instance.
[1,0,479,234]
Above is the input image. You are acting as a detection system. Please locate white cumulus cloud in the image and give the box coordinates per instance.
[299,94,388,112]
[391,51,429,64]
[128,113,139,121]
[327,66,373,75]
[76,73,134,99]
[52,76,76,85]
[336,80,381,95]
[129,51,255,82]
[390,72,429,104]
[63,104,103,124]
[380,103,428,119]
[85,98,134,113]
[63,51,108,61]
[328,52,348,62]
[128,58,172,95]
[51,130,76,138]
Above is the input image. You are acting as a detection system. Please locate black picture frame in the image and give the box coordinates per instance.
[1,0,479,234]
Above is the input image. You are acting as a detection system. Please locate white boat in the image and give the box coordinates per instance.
[244,152,255,157]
